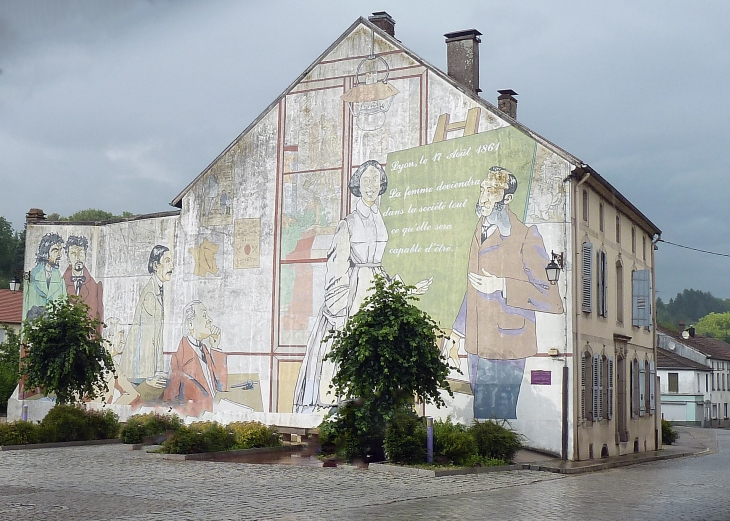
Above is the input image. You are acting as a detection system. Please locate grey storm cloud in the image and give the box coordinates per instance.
[1,0,729,300]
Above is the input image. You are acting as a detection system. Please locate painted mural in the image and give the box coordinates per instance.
[14,21,574,453]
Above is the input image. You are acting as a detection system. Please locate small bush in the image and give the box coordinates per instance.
[384,407,426,464]
[662,419,679,445]
[318,402,385,462]
[470,419,522,462]
[0,421,43,446]
[433,417,477,466]
[229,421,281,450]
[121,413,184,444]
[161,422,236,454]
[40,405,120,442]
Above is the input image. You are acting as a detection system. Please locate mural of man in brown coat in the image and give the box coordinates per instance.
[447,166,563,419]
[63,235,103,331]
[164,300,227,417]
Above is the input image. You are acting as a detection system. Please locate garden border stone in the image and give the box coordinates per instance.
[0,438,122,451]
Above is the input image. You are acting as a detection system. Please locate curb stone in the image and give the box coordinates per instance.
[0,438,122,451]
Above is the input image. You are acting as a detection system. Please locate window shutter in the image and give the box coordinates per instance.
[582,242,594,313]
[639,359,646,417]
[596,251,604,317]
[601,252,608,317]
[632,269,651,327]
[592,354,601,421]
[607,357,614,419]
[581,353,587,420]
[649,360,656,415]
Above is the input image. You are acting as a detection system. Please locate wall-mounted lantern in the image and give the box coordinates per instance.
[9,277,20,292]
[545,251,564,285]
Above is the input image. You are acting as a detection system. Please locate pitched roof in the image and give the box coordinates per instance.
[657,325,730,361]
[167,15,660,237]
[0,289,23,325]
[656,347,711,371]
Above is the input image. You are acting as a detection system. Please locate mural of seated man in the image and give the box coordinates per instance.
[163,300,228,417]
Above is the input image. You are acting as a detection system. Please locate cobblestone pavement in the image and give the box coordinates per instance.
[0,428,727,521]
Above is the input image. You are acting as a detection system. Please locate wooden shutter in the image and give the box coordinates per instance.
[601,252,608,317]
[607,357,614,419]
[632,269,651,327]
[649,360,656,415]
[639,359,646,417]
[596,251,604,317]
[593,354,603,421]
[582,242,594,313]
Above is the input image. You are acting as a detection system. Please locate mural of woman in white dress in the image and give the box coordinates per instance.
[293,160,432,413]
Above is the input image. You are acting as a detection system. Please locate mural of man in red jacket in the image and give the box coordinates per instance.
[163,300,227,417]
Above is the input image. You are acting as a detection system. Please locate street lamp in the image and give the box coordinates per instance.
[9,277,20,292]
[545,251,564,285]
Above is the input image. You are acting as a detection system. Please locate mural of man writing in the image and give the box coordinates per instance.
[446,166,563,420]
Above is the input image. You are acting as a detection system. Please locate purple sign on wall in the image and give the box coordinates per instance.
[531,370,552,385]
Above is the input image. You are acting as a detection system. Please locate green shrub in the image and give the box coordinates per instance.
[0,421,43,446]
[0,327,21,414]
[662,419,679,445]
[121,413,184,444]
[39,404,120,442]
[469,419,522,463]
[229,421,281,450]
[318,402,385,462]
[161,421,236,454]
[433,417,477,466]
[384,407,426,464]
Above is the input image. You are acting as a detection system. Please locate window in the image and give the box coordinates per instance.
[582,352,613,422]
[583,189,589,222]
[599,203,604,232]
[616,260,624,323]
[582,242,594,313]
[632,269,652,328]
[712,404,718,419]
[616,215,621,243]
[631,358,639,418]
[642,235,647,261]
[631,227,636,253]
[597,250,607,317]
[0,329,5,344]
[712,373,716,391]
[668,373,679,393]
[648,360,656,415]
[725,403,728,419]
[639,359,647,417]
[707,373,710,392]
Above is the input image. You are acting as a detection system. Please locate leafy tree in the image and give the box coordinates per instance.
[46,209,135,222]
[324,274,452,459]
[696,312,730,342]
[656,289,730,330]
[20,296,114,405]
[0,216,23,289]
[0,326,21,413]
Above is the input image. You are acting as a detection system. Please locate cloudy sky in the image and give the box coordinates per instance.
[1,0,729,300]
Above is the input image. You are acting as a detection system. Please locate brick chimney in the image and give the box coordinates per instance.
[444,29,482,94]
[368,11,395,37]
[26,208,46,224]
[497,89,518,119]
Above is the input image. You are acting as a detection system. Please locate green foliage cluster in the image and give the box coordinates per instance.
[657,289,730,330]
[383,407,426,464]
[21,296,114,405]
[46,209,136,222]
[432,417,522,466]
[0,327,21,413]
[228,421,282,449]
[661,419,679,445]
[0,405,120,446]
[318,402,385,461]
[322,274,453,462]
[0,216,24,289]
[160,421,282,454]
[695,312,730,342]
[120,413,184,444]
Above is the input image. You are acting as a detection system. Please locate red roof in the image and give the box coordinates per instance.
[0,289,23,325]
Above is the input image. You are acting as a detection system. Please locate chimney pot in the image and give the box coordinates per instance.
[688,326,696,338]
[26,208,46,224]
[444,29,482,94]
[369,12,395,37]
[497,89,518,119]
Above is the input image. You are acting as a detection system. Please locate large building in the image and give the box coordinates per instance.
[9,13,661,460]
